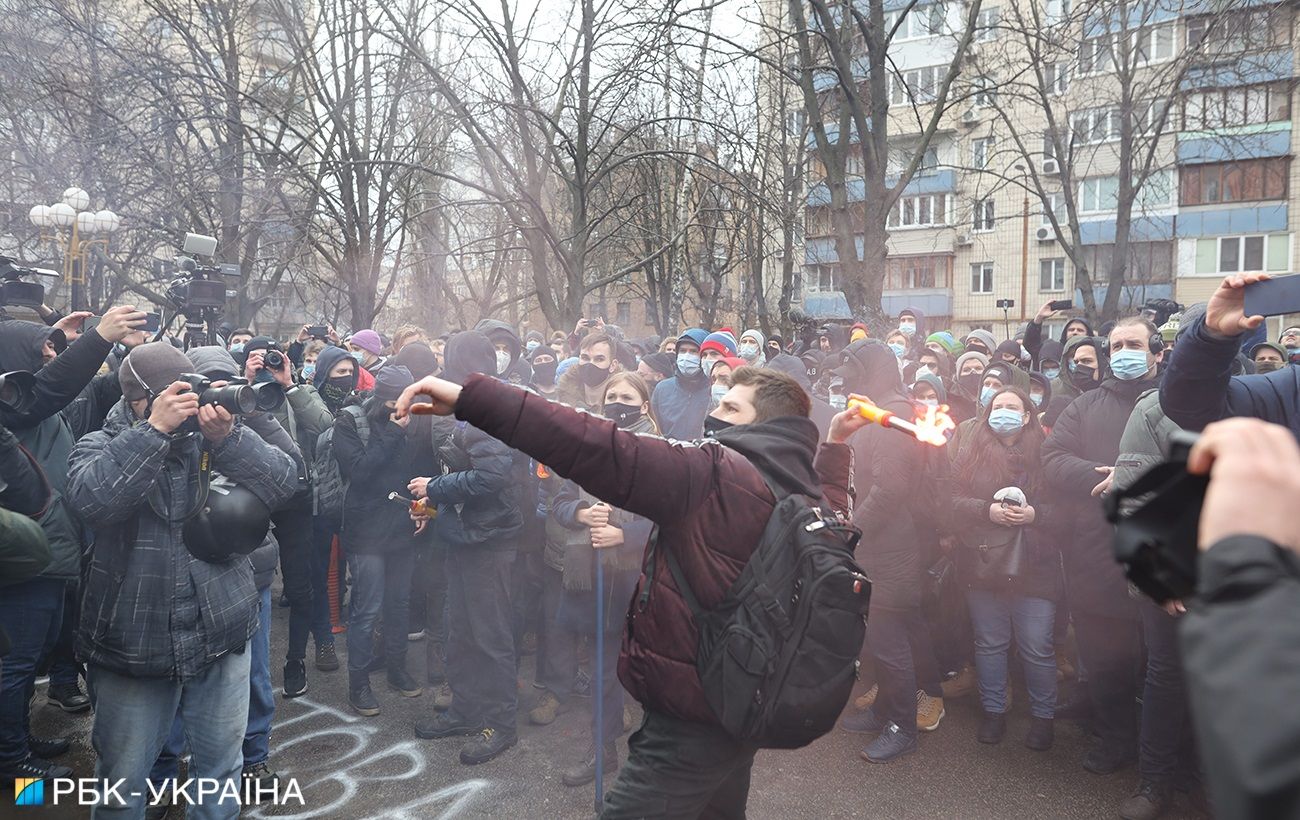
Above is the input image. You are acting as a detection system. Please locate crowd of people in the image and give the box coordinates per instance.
[1,279,1298,819]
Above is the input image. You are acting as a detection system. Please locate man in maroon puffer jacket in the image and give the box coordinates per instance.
[398,365,864,818]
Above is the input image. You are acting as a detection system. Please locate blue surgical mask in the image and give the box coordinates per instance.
[702,358,717,377]
[916,365,934,378]
[229,342,245,354]
[710,383,728,404]
[1030,392,1044,406]
[889,342,906,358]
[919,397,939,409]
[351,351,365,364]
[1042,367,1060,381]
[738,342,761,362]
[988,408,1026,436]
[303,363,316,380]
[676,352,702,377]
[979,385,997,407]
[1110,349,1151,380]
[898,322,917,336]
[526,340,540,354]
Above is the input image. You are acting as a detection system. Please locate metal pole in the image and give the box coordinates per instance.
[594,556,606,812]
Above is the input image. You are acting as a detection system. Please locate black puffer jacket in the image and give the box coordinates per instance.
[1043,376,1154,618]
[834,339,925,611]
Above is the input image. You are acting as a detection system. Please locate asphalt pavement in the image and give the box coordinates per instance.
[28,588,1209,819]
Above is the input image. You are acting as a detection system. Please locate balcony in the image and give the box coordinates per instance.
[807,169,955,207]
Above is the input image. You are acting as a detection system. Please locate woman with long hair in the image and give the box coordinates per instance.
[947,385,1060,751]
[545,372,657,786]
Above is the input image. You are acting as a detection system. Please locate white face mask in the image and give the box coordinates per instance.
[495,350,511,375]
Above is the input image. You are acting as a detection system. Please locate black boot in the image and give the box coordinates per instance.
[349,684,380,717]
[283,660,308,698]
[1025,717,1054,751]
[977,711,1006,745]
[460,727,517,765]
[387,667,424,698]
[47,682,91,713]
[561,741,619,787]
[27,734,70,759]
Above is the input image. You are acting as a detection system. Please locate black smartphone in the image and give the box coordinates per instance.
[307,324,328,338]
[82,316,102,334]
[142,312,162,334]
[1244,276,1300,318]
[1048,299,1074,311]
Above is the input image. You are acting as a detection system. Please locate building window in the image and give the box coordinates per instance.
[888,193,949,228]
[1045,0,1070,23]
[973,198,996,231]
[973,75,997,107]
[1180,158,1289,206]
[1187,8,1290,55]
[1079,33,1114,73]
[1182,83,1291,131]
[1070,106,1121,144]
[1079,176,1119,213]
[1137,170,1174,209]
[886,3,946,41]
[917,147,940,176]
[1041,191,1065,226]
[1039,258,1067,292]
[885,255,952,289]
[1133,23,1175,65]
[970,262,995,294]
[976,7,1000,40]
[972,137,993,170]
[807,264,841,292]
[1218,235,1266,273]
[615,302,631,325]
[889,65,944,106]
[1045,62,1070,96]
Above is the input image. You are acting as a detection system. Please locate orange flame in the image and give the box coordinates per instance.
[914,403,957,447]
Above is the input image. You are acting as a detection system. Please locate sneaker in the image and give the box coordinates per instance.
[459,728,517,765]
[0,754,73,780]
[529,691,568,726]
[47,682,92,713]
[940,666,976,700]
[348,685,380,717]
[916,691,945,732]
[1025,717,1055,751]
[407,629,426,642]
[315,643,339,672]
[1119,780,1172,820]
[432,683,454,712]
[561,741,619,787]
[27,734,70,759]
[387,668,424,698]
[414,713,482,739]
[852,684,878,711]
[283,660,308,698]
[861,722,917,764]
[1083,744,1136,775]
[572,668,592,698]
[241,761,279,800]
[977,711,1006,745]
[840,707,885,735]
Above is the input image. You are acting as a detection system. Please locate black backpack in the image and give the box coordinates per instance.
[662,492,870,749]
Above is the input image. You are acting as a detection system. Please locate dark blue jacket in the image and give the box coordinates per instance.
[1160,316,1300,435]
[650,373,710,440]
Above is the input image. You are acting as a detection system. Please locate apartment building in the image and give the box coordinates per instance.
[787,0,1299,339]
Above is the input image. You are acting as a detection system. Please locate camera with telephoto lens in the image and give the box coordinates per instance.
[0,370,36,414]
[177,373,257,415]
[1104,430,1207,604]
[165,234,229,312]
[228,378,284,412]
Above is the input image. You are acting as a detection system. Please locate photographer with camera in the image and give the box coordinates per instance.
[241,336,334,699]
[1173,417,1300,819]
[66,341,297,818]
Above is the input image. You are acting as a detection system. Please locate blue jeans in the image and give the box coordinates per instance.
[0,577,65,766]
[1139,600,1192,783]
[309,518,336,648]
[149,588,275,784]
[346,550,415,683]
[866,607,942,736]
[88,646,251,820]
[967,589,1057,719]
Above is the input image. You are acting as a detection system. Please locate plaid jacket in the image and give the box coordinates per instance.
[68,402,297,680]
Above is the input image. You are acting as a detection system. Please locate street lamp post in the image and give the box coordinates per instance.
[28,187,120,311]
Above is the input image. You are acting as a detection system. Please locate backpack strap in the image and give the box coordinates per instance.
[663,540,704,618]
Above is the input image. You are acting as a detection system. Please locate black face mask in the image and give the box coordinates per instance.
[957,372,981,395]
[320,376,352,409]
[579,362,609,388]
[532,360,557,386]
[603,402,643,429]
[703,414,734,438]
[1070,363,1098,389]
[1255,361,1283,373]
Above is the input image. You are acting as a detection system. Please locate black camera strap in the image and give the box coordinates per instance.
[183,443,214,522]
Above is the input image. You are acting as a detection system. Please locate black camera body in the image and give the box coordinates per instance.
[0,257,56,309]
[1105,431,1207,603]
[263,349,285,370]
[0,370,36,414]
[177,373,257,415]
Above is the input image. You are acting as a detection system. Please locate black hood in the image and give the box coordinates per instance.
[443,330,496,385]
[899,306,926,339]
[766,353,812,392]
[391,341,439,379]
[1039,339,1065,367]
[820,325,850,352]
[1060,318,1094,345]
[474,319,521,367]
[832,339,910,412]
[712,416,823,498]
[0,320,65,372]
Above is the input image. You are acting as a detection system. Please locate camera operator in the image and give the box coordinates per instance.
[1179,417,1300,819]
[241,336,334,699]
[66,341,297,818]
[0,307,147,782]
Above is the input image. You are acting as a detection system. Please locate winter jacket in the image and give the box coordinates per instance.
[0,508,49,590]
[64,370,123,440]
[1024,317,1094,364]
[475,319,533,386]
[239,412,302,591]
[1160,315,1300,436]
[1113,390,1182,494]
[1181,536,1300,820]
[1048,335,1103,404]
[555,365,602,412]
[836,340,926,611]
[651,373,711,440]
[334,400,436,554]
[1042,376,1156,618]
[0,321,114,580]
[423,408,520,551]
[68,402,298,679]
[0,424,46,516]
[450,373,854,726]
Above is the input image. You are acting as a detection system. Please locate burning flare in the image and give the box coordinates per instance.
[846,394,955,447]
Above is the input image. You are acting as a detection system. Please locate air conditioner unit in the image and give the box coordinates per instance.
[1036,226,1056,242]
[956,233,974,246]
[1042,158,1060,175]
[961,108,979,125]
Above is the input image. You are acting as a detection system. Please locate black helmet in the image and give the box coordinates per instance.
[183,478,272,563]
